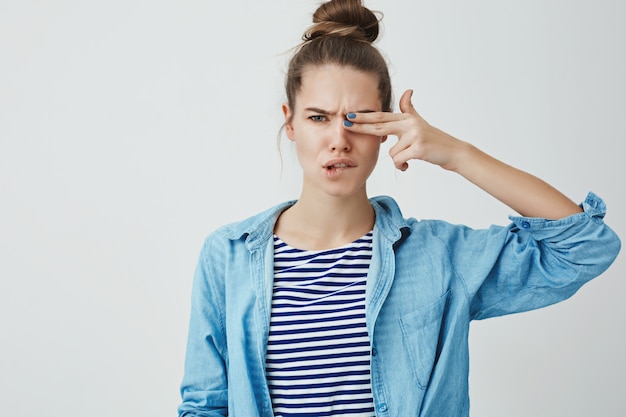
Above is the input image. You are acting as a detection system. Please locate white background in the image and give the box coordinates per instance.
[1,1,624,416]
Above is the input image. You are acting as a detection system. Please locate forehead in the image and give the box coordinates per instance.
[296,64,382,111]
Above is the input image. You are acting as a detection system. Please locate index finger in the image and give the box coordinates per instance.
[345,111,407,124]
[343,113,405,137]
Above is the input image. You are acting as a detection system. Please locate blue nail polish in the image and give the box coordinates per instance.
[347,113,356,119]
[344,120,353,127]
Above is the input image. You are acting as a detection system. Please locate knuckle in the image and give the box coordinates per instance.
[410,144,425,160]
[391,154,404,168]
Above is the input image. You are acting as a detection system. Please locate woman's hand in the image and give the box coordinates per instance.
[344,89,582,219]
[344,89,468,171]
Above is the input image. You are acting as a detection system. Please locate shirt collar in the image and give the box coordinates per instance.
[221,196,410,250]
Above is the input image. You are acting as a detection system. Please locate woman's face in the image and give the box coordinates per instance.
[283,64,387,199]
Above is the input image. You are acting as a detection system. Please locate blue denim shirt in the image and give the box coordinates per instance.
[178,192,620,417]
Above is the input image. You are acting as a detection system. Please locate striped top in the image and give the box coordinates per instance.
[266,232,375,417]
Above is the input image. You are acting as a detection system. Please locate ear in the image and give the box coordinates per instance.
[282,102,295,141]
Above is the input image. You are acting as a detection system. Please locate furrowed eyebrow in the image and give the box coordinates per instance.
[304,107,336,115]
[304,107,379,114]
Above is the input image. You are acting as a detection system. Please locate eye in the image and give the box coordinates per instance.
[309,115,328,122]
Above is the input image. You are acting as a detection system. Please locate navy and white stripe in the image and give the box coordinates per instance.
[266,232,375,417]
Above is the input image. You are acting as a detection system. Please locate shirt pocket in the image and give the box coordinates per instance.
[399,289,450,390]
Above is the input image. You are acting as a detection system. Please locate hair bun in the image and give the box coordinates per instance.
[304,0,381,43]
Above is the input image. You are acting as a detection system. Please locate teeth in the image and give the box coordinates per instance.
[333,163,347,168]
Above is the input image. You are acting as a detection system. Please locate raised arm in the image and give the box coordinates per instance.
[344,89,582,219]
[445,139,581,219]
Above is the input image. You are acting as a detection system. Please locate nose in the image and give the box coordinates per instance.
[329,117,351,152]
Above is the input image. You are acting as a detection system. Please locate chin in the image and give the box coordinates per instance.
[322,183,367,199]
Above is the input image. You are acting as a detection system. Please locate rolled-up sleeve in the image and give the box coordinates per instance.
[447,192,621,320]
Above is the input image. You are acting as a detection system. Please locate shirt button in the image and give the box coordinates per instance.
[371,348,377,357]
[378,403,388,412]
[521,221,531,229]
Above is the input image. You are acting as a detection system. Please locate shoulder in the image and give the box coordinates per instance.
[370,194,479,237]
[196,200,297,269]
[206,200,296,244]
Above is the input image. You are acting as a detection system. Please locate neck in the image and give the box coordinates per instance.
[275,189,375,250]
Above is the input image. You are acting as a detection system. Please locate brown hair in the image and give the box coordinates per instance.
[285,0,392,116]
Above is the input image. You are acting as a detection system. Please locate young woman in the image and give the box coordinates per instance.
[178,1,620,416]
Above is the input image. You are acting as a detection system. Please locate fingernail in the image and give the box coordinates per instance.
[347,113,356,119]
[343,120,353,127]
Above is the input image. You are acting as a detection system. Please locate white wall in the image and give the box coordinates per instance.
[1,1,624,416]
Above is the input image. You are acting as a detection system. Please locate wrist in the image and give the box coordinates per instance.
[443,137,475,173]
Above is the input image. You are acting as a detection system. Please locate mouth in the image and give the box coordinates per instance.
[325,163,349,170]
[323,159,357,170]
[322,159,357,178]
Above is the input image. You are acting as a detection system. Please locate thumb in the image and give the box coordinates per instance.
[399,89,417,114]
[399,89,427,124]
